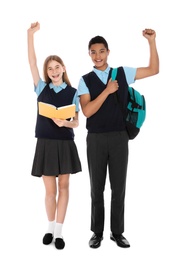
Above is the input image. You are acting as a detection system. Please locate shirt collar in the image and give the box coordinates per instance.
[49,82,67,93]
[93,65,110,74]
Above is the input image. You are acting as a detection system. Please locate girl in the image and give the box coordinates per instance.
[27,22,82,250]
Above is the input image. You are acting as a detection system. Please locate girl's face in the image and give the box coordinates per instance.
[47,60,65,85]
[89,43,110,71]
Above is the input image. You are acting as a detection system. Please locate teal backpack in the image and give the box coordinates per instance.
[111,68,146,140]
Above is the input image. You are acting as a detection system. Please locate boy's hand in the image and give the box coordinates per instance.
[142,29,156,41]
[106,78,119,94]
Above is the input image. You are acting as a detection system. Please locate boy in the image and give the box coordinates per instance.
[78,29,159,248]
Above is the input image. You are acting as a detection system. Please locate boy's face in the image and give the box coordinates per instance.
[89,43,110,71]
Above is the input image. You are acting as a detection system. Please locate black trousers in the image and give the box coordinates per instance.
[87,131,129,235]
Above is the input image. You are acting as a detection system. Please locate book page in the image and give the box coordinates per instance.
[38,102,76,119]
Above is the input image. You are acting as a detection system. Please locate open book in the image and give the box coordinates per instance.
[38,102,76,119]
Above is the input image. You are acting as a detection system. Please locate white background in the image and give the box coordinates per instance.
[0,0,174,259]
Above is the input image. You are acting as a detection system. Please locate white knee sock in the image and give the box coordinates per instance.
[54,223,63,239]
[46,220,55,234]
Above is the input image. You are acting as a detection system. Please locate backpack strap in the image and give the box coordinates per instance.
[111,68,127,116]
[111,68,118,81]
[111,67,118,104]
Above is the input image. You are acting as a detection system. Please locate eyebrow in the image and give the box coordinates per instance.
[90,48,106,52]
[48,65,59,69]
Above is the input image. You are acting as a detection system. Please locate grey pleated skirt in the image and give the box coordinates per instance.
[31,138,82,177]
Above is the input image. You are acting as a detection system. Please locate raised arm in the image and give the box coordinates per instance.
[135,29,159,80]
[27,22,40,87]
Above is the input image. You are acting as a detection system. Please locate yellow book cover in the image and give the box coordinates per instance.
[38,102,76,119]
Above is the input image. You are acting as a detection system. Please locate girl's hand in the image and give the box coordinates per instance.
[27,22,40,34]
[52,118,66,127]
[52,113,79,129]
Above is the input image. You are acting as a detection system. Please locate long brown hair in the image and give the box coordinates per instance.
[43,55,71,86]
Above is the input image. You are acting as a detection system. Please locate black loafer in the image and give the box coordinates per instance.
[110,233,130,248]
[55,238,65,250]
[42,233,53,245]
[89,233,103,248]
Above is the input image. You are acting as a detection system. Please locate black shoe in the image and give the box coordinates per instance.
[89,233,103,248]
[110,233,130,248]
[55,238,65,250]
[43,233,53,245]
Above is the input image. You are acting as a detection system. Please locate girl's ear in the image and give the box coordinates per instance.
[63,65,66,73]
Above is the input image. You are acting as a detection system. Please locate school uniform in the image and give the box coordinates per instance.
[78,66,136,235]
[31,79,82,177]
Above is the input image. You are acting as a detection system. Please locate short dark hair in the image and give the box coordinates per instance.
[88,36,109,50]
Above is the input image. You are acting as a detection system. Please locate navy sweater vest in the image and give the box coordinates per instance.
[82,67,128,133]
[35,84,76,140]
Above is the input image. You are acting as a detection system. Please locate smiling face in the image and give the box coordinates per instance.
[47,60,65,85]
[89,43,110,71]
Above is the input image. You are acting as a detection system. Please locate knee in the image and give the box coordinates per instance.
[45,191,56,201]
[58,178,69,193]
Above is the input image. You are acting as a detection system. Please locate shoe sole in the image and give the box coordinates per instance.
[55,238,65,249]
[89,238,103,249]
[110,236,130,248]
